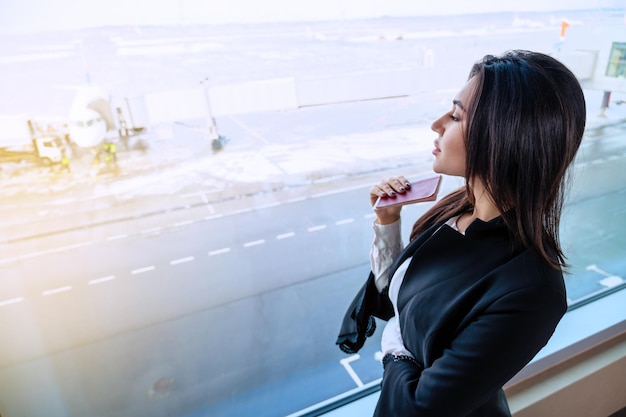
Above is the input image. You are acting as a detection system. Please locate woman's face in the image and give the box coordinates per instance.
[430,77,476,177]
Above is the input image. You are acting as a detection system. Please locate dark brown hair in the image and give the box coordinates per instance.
[410,50,586,270]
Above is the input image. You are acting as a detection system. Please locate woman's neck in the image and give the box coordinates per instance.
[456,180,501,233]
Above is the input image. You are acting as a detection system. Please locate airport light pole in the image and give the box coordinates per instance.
[200,77,220,142]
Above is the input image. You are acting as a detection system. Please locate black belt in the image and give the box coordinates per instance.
[382,352,424,370]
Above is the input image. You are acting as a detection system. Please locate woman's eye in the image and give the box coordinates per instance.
[449,114,459,121]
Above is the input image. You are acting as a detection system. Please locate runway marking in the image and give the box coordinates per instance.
[599,276,624,288]
[170,256,195,265]
[340,355,364,388]
[586,264,619,278]
[106,234,128,241]
[586,264,624,288]
[308,225,327,232]
[89,275,115,285]
[0,297,24,307]
[286,197,306,203]
[232,208,253,215]
[312,190,342,198]
[173,220,194,227]
[0,240,96,264]
[141,227,162,235]
[209,247,231,256]
[257,202,281,209]
[131,266,156,275]
[42,286,72,296]
[244,239,265,247]
[336,218,354,225]
[228,115,272,145]
[1,241,93,264]
[277,232,296,239]
[198,191,217,214]
[205,214,224,220]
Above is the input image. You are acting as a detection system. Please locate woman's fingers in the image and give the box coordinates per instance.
[370,176,412,199]
[369,177,413,225]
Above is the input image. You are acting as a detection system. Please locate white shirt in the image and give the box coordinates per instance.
[371,216,462,357]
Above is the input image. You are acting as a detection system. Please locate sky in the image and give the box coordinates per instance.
[0,0,623,34]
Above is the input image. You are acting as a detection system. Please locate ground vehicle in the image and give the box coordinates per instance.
[0,118,67,166]
[31,135,65,165]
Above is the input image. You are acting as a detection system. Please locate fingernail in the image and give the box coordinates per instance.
[398,186,405,192]
[405,182,411,188]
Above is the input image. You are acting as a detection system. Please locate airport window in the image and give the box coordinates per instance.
[0,3,624,417]
[606,42,626,78]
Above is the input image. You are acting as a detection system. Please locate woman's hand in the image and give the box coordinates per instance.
[370,176,412,225]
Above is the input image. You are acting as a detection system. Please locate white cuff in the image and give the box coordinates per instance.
[370,219,403,292]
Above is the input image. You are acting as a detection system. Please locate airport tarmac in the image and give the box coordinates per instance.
[1,89,625,245]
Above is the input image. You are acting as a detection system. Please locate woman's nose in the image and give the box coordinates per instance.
[431,114,444,134]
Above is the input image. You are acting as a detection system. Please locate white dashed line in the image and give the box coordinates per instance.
[286,197,306,203]
[88,275,115,285]
[363,213,376,219]
[173,220,194,227]
[336,218,354,225]
[205,214,224,220]
[23,242,92,260]
[106,234,128,241]
[277,232,296,239]
[232,208,253,215]
[308,225,327,232]
[131,266,156,275]
[141,227,162,235]
[209,248,231,256]
[0,241,93,264]
[170,256,195,265]
[244,239,265,247]
[0,297,24,307]
[312,190,342,198]
[42,286,72,296]
[257,202,280,209]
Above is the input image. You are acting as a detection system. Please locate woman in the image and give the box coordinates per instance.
[337,50,586,416]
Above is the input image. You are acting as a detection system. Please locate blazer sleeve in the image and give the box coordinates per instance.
[375,283,567,416]
[336,271,395,354]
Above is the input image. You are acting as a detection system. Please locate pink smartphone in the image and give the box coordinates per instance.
[374,175,442,209]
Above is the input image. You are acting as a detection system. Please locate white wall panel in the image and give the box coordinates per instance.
[296,69,418,107]
[144,88,209,124]
[209,78,298,116]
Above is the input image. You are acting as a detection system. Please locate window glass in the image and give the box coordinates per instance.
[606,42,626,78]
[0,3,624,417]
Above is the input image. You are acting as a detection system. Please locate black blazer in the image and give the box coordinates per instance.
[337,217,567,417]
